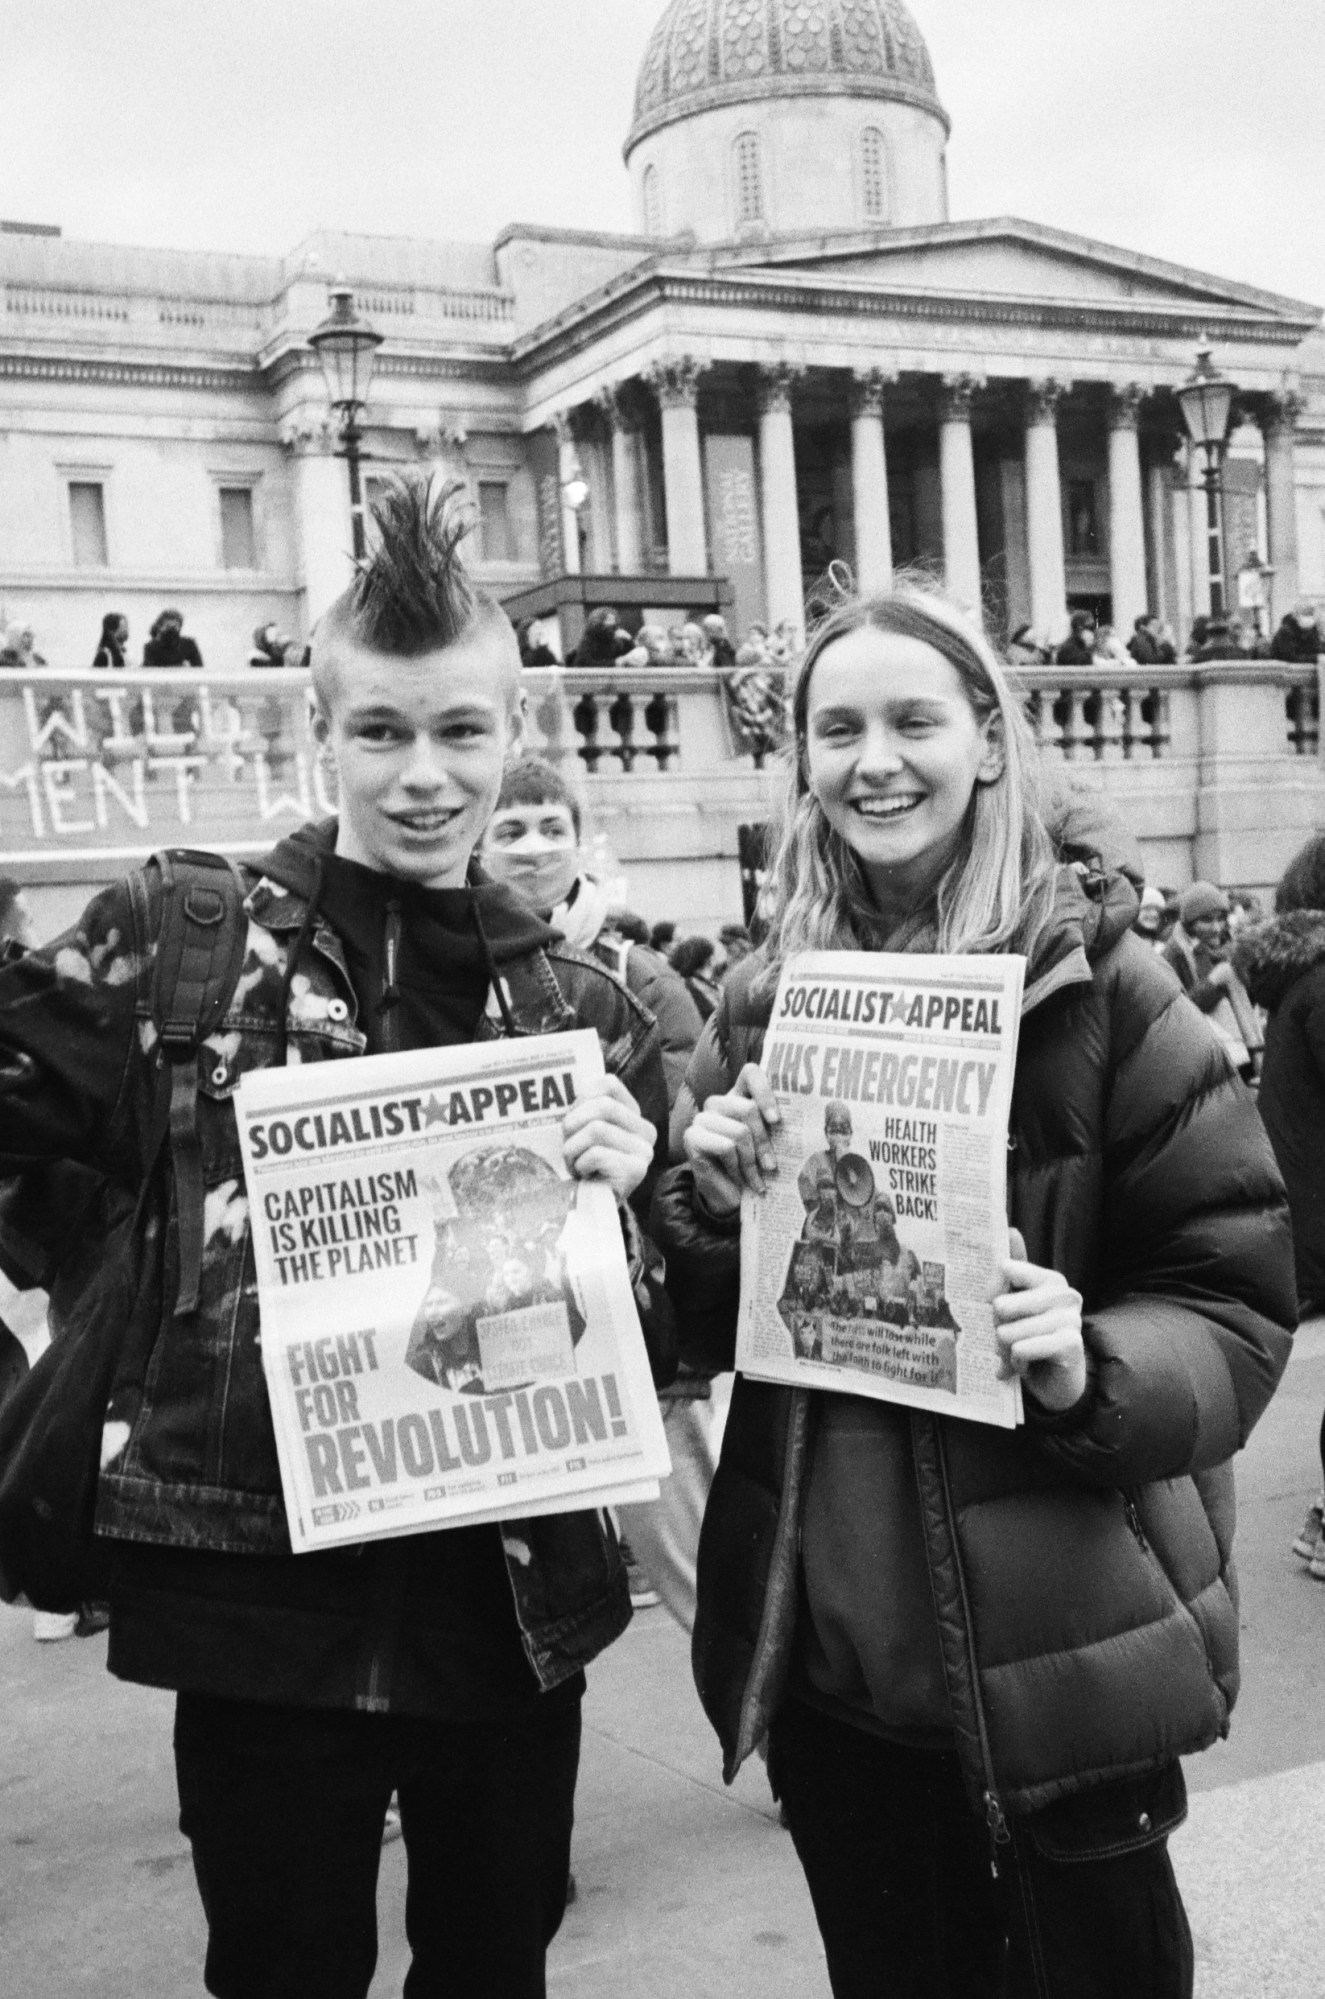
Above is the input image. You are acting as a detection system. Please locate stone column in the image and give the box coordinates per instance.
[554,412,584,576]
[938,375,983,614]
[282,416,353,627]
[757,363,807,639]
[646,357,709,575]
[1264,392,1303,628]
[1023,379,1068,646]
[598,385,644,575]
[850,368,896,592]
[1107,383,1149,635]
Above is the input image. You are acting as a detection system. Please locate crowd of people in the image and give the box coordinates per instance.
[1005,600,1325,669]
[0,473,1321,1999]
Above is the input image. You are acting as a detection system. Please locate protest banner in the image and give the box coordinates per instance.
[235,1029,671,1551]
[737,951,1026,1428]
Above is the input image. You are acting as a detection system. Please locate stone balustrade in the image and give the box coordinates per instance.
[0,659,1321,929]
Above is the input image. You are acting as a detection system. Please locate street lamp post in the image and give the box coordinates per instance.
[1176,345,1236,619]
[309,285,384,562]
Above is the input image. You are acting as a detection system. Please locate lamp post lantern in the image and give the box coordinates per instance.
[309,285,384,562]
[1176,345,1236,619]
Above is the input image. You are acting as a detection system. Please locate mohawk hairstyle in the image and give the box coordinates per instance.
[323,472,500,657]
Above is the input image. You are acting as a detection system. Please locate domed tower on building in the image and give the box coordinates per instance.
[625,0,950,241]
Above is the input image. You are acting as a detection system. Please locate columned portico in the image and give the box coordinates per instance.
[646,356,709,575]
[850,369,895,592]
[1264,393,1303,625]
[598,385,644,575]
[1107,384,1149,634]
[938,375,982,614]
[1024,379,1068,643]
[757,363,806,638]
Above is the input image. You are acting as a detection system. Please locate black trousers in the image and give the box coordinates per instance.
[173,1690,581,1999]
[770,1699,1193,1999]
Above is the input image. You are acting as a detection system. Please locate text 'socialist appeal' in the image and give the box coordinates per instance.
[235,1030,671,1552]
[738,952,1026,1429]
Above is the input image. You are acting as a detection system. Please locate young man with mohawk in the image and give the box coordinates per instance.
[0,477,671,1999]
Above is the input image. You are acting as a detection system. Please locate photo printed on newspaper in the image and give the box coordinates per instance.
[737,952,1026,1428]
[235,1029,671,1552]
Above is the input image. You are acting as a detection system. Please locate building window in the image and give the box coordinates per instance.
[642,164,663,237]
[861,128,888,222]
[734,132,764,229]
[68,481,108,567]
[477,481,514,563]
[218,485,257,569]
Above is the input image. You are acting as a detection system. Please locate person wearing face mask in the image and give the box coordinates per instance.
[481,757,703,1110]
[655,580,1293,1998]
[1163,883,1262,1078]
[1269,601,1323,663]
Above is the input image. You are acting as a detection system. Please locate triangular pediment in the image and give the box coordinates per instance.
[714,219,1319,326]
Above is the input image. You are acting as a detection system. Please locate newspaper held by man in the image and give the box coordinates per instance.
[737,951,1026,1428]
[235,1029,671,1553]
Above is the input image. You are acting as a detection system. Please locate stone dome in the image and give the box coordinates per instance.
[626,0,948,156]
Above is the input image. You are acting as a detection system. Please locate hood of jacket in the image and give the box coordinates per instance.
[1233,908,1325,1010]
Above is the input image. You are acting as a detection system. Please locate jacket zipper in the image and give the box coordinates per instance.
[931,1420,1011,1875]
[732,1390,813,1774]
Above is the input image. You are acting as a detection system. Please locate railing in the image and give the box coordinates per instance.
[0,666,749,864]
[1016,666,1184,763]
[523,667,736,775]
[0,280,512,344]
[0,662,1320,887]
[354,285,515,325]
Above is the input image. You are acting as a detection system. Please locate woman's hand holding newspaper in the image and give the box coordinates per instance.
[562,1074,656,1205]
[683,1063,783,1216]
[994,1227,1086,1411]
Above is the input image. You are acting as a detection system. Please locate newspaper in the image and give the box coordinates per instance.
[737,951,1026,1429]
[234,1029,671,1552]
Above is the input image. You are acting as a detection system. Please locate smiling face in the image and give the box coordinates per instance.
[481,798,581,911]
[803,625,1003,915]
[314,619,523,888]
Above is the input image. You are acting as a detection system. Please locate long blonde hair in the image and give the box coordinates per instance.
[760,580,1056,974]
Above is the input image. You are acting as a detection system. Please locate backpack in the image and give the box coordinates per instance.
[0,848,249,1610]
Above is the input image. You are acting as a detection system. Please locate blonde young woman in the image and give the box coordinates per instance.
[654,584,1294,1999]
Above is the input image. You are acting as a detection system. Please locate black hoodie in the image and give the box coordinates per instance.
[259,820,559,1055]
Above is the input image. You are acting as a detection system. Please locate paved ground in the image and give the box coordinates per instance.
[3,1324,1324,1997]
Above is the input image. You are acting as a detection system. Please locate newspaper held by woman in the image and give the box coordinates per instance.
[235,1028,670,1552]
[737,950,1026,1428]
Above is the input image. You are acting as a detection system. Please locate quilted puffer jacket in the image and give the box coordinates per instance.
[653,858,1295,1828]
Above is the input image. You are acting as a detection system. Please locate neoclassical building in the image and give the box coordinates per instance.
[1,0,1322,668]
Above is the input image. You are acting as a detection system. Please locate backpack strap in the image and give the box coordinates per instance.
[150,849,248,1319]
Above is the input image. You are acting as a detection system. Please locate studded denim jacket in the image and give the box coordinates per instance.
[0,855,670,1689]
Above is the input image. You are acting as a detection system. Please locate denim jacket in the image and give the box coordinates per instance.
[0,849,671,1691]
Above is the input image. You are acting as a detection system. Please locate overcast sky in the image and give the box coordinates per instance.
[5,0,1322,307]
